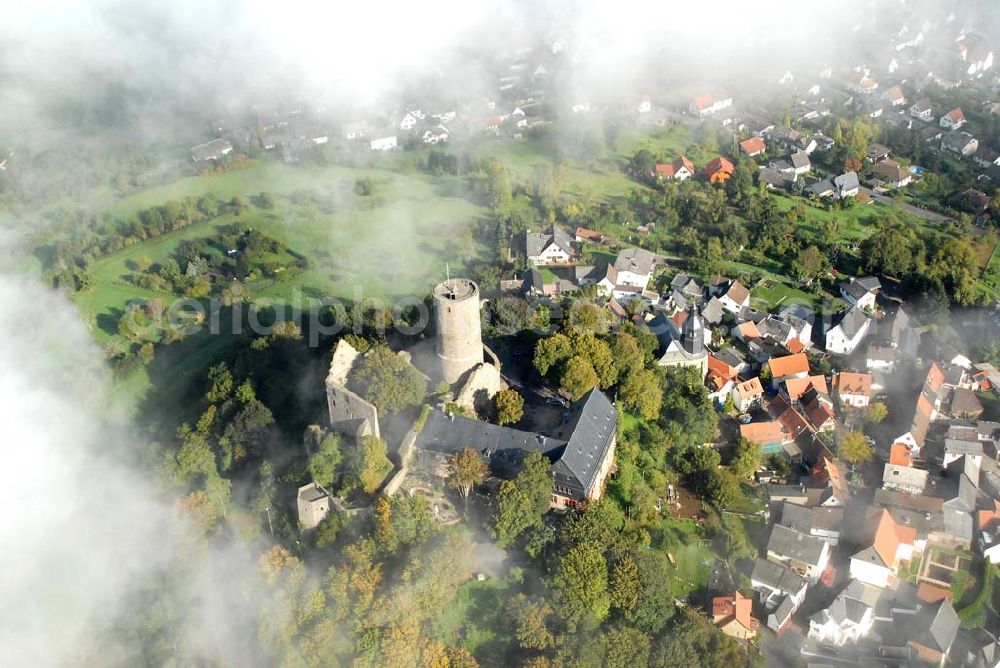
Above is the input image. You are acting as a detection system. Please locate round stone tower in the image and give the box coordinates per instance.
[433,278,484,384]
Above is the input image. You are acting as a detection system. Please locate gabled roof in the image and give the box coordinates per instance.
[767,524,828,565]
[831,305,869,340]
[769,353,810,379]
[943,107,965,124]
[741,421,785,445]
[833,171,860,192]
[833,372,872,397]
[723,280,750,305]
[737,321,761,340]
[752,557,807,595]
[873,159,909,183]
[790,151,811,169]
[706,156,735,176]
[740,137,767,154]
[735,377,764,398]
[911,599,959,654]
[712,590,757,631]
[673,156,695,174]
[889,443,913,467]
[785,375,828,402]
[853,508,901,569]
[614,246,657,277]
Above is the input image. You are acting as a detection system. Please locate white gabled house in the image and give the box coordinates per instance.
[825,306,871,355]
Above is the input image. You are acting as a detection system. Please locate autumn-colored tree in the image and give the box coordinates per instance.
[866,402,888,424]
[509,594,555,651]
[840,429,874,466]
[494,388,525,426]
[620,368,662,419]
[449,447,488,501]
[560,355,600,400]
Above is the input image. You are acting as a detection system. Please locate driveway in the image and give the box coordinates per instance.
[859,187,954,225]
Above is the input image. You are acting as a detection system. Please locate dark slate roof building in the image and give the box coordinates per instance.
[414,389,617,502]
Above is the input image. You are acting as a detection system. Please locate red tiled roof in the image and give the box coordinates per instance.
[655,163,675,177]
[740,137,766,154]
[785,339,805,354]
[737,321,761,340]
[871,509,901,568]
[694,95,713,111]
[735,377,764,398]
[945,108,965,123]
[768,353,810,379]
[833,372,872,397]
[741,421,785,445]
[674,156,695,174]
[889,443,913,467]
[785,375,828,402]
[706,156,735,177]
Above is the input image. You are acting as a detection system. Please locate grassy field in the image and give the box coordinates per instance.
[433,577,515,664]
[655,518,715,599]
[72,164,487,346]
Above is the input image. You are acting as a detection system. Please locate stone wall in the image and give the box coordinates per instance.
[325,339,380,441]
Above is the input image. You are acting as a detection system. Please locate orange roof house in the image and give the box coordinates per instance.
[768,353,810,380]
[889,443,913,467]
[674,156,695,175]
[740,137,767,156]
[706,156,735,183]
[784,375,829,402]
[654,163,675,179]
[736,321,761,341]
[575,227,604,242]
[832,372,872,399]
[740,421,786,447]
[708,355,739,391]
[712,590,758,640]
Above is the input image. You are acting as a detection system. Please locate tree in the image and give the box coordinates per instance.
[866,402,888,424]
[730,438,762,480]
[861,226,912,277]
[517,451,555,518]
[840,429,873,466]
[306,428,342,491]
[560,355,600,400]
[605,626,651,668]
[449,447,488,502]
[534,333,573,376]
[650,608,744,668]
[705,468,741,508]
[494,388,525,426]
[611,332,644,380]
[620,368,663,420]
[791,245,830,282]
[493,480,537,547]
[609,556,639,615]
[509,594,555,651]
[352,345,427,413]
[552,542,611,623]
[346,435,393,494]
[631,148,656,177]
[484,160,512,212]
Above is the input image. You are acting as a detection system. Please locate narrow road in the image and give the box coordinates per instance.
[859,187,955,225]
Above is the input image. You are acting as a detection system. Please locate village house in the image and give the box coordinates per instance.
[893,363,946,458]
[766,523,832,583]
[655,156,696,182]
[767,352,811,387]
[190,138,234,162]
[574,227,604,244]
[751,557,807,612]
[732,377,765,413]
[873,159,913,188]
[369,133,398,151]
[776,501,844,546]
[939,107,967,130]
[740,136,767,157]
[706,156,735,184]
[526,226,576,266]
[883,460,929,495]
[690,93,733,118]
[825,305,871,355]
[910,98,935,121]
[740,421,788,455]
[597,246,658,301]
[884,85,907,107]
[942,130,979,157]
[706,355,739,405]
[832,372,873,408]
[807,580,876,647]
[866,143,891,163]
[839,276,880,309]
[715,279,750,314]
[849,508,916,588]
[711,590,758,641]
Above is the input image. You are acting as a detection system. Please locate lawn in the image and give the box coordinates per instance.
[654,518,715,599]
[71,165,488,348]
